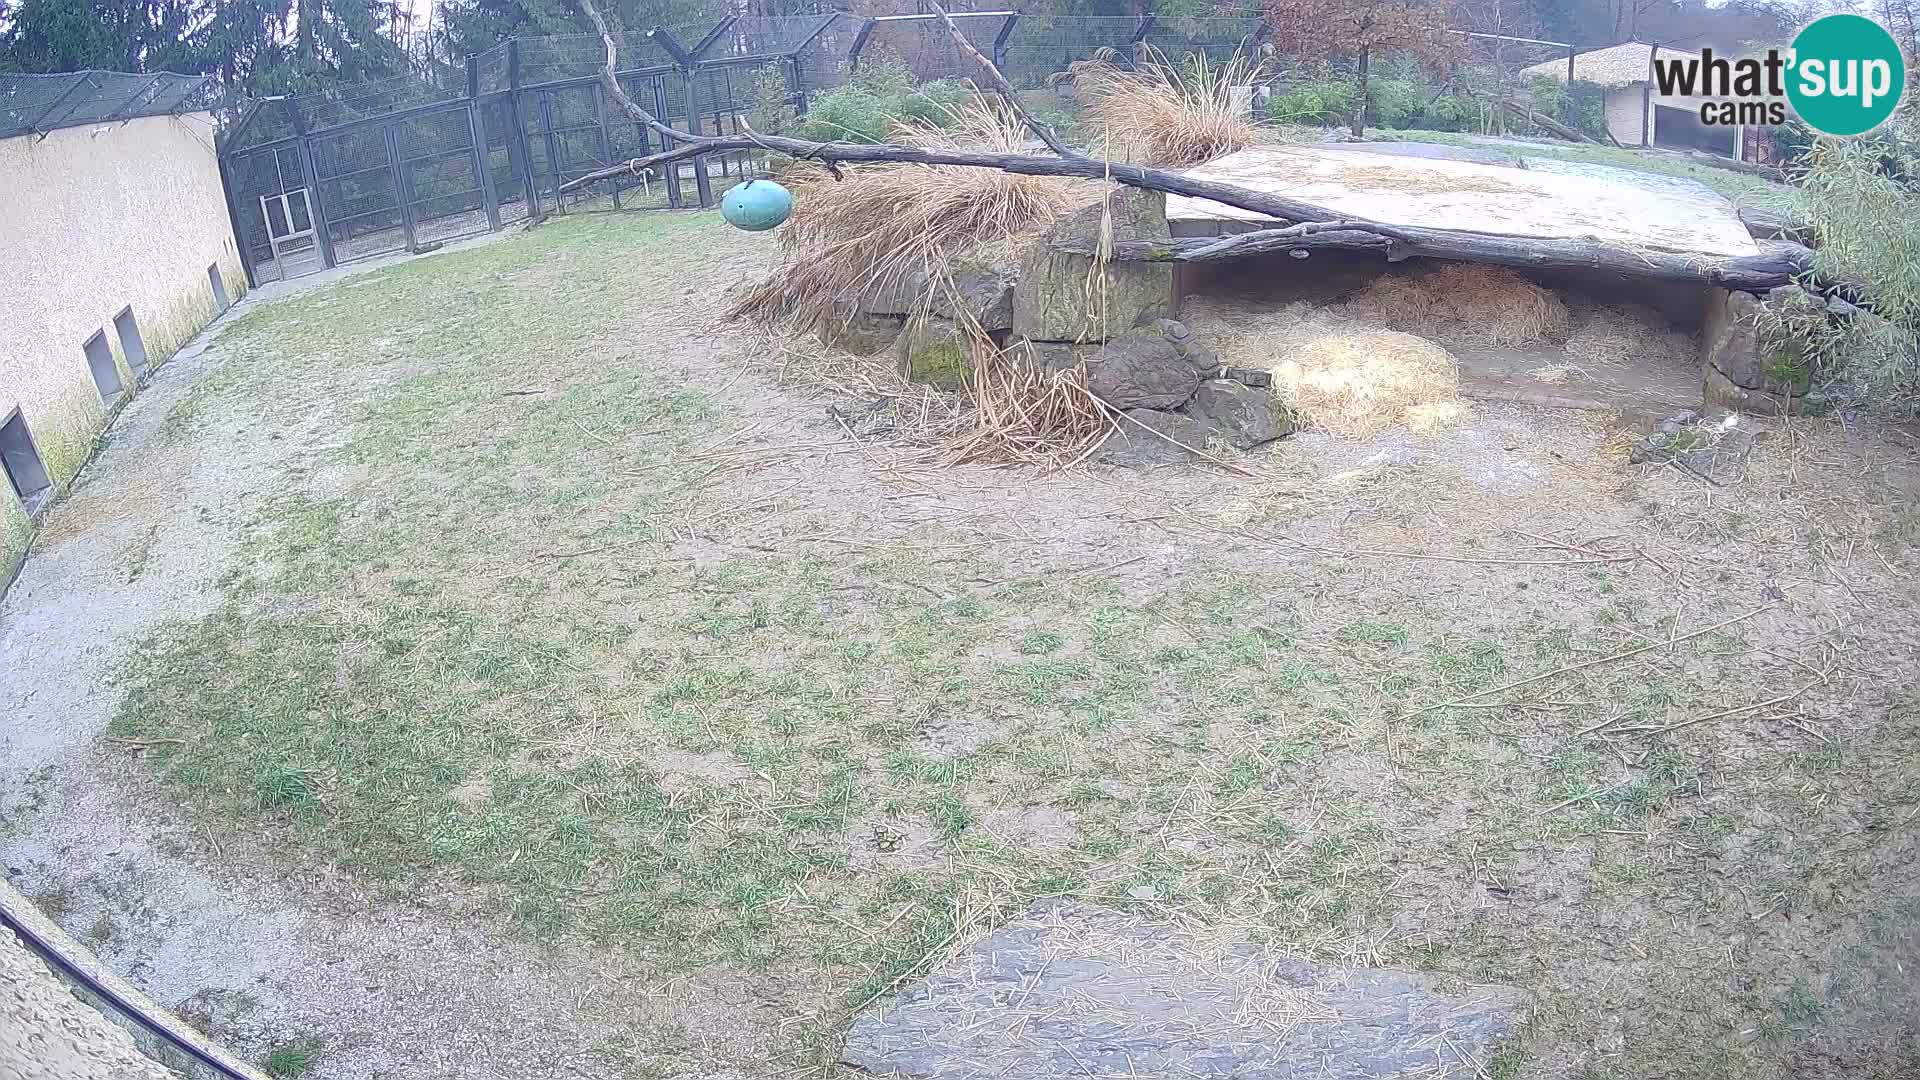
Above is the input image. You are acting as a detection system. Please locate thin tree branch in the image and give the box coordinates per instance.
[925,0,1077,157]
[579,0,683,146]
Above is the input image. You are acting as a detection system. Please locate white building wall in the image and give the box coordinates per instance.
[0,111,246,574]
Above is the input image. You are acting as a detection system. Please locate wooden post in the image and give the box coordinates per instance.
[1564,44,1576,127]
[1643,42,1656,147]
[684,69,713,208]
[538,91,565,214]
[654,77,682,208]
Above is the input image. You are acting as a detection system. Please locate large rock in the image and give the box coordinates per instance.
[1013,188,1174,342]
[842,899,1523,1079]
[1084,332,1198,410]
[1704,287,1814,400]
[895,316,974,389]
[1012,339,1095,375]
[1181,378,1294,448]
[930,268,1015,333]
[1095,408,1214,467]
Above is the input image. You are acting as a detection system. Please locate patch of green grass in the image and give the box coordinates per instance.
[262,1038,323,1079]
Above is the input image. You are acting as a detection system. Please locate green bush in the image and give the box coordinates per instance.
[1521,75,1610,141]
[790,62,972,145]
[1794,130,1920,406]
[1266,76,1357,126]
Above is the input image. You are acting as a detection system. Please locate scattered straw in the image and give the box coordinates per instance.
[1529,363,1578,384]
[1185,297,1466,438]
[1341,263,1572,349]
[1563,302,1699,366]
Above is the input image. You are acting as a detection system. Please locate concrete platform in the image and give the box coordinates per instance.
[1167,145,1759,258]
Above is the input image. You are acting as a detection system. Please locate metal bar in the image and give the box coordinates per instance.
[467,98,502,229]
[507,39,541,217]
[992,13,1018,72]
[1565,45,1576,126]
[1129,14,1156,45]
[592,80,620,210]
[685,69,712,208]
[538,91,565,212]
[649,27,696,68]
[516,64,678,95]
[382,124,421,248]
[466,54,480,99]
[103,72,168,122]
[26,72,98,138]
[292,139,338,268]
[789,55,807,116]
[1443,28,1573,48]
[691,14,736,61]
[847,18,878,72]
[790,12,841,55]
[655,78,682,208]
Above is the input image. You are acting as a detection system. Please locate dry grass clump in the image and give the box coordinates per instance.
[1184,297,1465,437]
[1064,48,1262,167]
[1341,263,1572,348]
[728,98,1090,332]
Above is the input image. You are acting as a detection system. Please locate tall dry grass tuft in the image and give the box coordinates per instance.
[1065,47,1263,167]
[728,98,1090,332]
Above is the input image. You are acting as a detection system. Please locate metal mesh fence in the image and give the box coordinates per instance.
[207,10,1583,288]
[0,70,215,139]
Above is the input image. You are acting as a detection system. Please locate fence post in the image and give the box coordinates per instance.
[848,17,878,72]
[507,40,540,218]
[466,55,503,230]
[382,124,420,250]
[991,12,1018,74]
[537,91,566,213]
[788,55,808,115]
[1129,14,1156,46]
[283,100,337,269]
[654,78,683,208]
[592,79,621,209]
[684,68,714,207]
[216,152,260,289]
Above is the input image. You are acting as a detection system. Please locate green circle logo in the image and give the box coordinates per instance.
[1787,14,1907,136]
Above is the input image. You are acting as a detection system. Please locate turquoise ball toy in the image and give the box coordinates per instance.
[720,179,793,232]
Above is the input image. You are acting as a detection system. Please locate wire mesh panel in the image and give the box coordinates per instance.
[699,14,842,62]
[395,105,490,246]
[516,29,685,87]
[1000,15,1139,86]
[1138,15,1266,65]
[225,143,321,282]
[793,17,863,94]
[294,71,462,132]
[0,70,215,138]
[478,95,533,224]
[310,124,409,264]
[857,14,1014,82]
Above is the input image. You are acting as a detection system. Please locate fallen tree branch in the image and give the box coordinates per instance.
[1496,97,1595,144]
[1063,229,1817,290]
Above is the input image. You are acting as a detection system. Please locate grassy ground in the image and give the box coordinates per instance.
[110,209,1918,1078]
[1367,128,1800,213]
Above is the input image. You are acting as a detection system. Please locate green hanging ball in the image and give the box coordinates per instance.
[720,179,793,232]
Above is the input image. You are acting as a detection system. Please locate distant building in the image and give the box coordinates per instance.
[1520,41,1780,161]
[0,71,245,582]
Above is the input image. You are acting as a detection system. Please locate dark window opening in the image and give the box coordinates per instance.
[114,307,149,376]
[209,264,230,311]
[0,409,53,516]
[83,330,123,404]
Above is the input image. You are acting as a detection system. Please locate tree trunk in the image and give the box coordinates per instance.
[1351,47,1370,139]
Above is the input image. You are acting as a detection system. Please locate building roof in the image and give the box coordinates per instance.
[1520,41,1677,89]
[0,70,216,141]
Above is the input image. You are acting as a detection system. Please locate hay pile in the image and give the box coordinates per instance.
[1564,302,1699,366]
[1063,48,1263,167]
[1342,263,1572,348]
[1184,297,1467,437]
[728,99,1092,332]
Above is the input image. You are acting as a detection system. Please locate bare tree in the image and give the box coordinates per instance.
[1264,0,1466,137]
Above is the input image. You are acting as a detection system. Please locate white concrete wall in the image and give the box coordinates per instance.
[0,112,246,573]
[1604,85,1648,146]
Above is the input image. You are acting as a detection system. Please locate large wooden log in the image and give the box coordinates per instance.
[1057,227,1816,291]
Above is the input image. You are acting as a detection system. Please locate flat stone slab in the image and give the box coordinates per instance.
[1168,145,1759,258]
[842,901,1523,1079]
